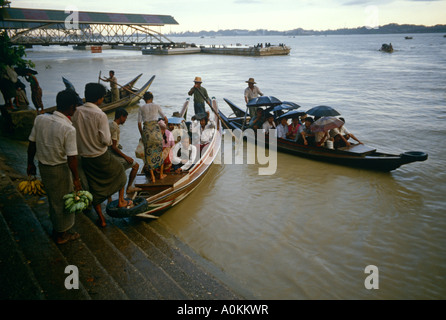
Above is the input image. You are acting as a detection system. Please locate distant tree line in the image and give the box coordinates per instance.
[168,23,446,37]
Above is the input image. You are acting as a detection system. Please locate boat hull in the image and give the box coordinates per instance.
[42,74,154,114]
[128,98,222,218]
[219,99,427,172]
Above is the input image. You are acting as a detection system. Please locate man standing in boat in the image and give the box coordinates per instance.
[101,70,120,102]
[244,77,263,117]
[188,77,210,115]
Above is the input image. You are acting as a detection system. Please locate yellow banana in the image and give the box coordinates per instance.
[23,183,29,195]
[18,181,27,192]
[36,183,42,195]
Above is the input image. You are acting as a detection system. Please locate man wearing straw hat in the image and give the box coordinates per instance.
[188,76,210,115]
[244,77,264,117]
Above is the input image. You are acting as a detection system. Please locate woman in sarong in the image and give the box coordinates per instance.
[138,92,168,183]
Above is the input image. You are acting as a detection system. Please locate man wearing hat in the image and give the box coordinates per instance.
[244,78,264,117]
[188,77,210,115]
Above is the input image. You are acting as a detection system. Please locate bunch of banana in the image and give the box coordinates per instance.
[64,191,93,214]
[18,176,46,196]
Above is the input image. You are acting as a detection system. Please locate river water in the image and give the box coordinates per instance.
[9,33,446,299]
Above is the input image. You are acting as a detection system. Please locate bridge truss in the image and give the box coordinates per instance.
[1,7,178,46]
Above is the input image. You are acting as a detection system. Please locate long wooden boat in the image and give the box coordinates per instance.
[219,98,427,172]
[42,74,155,114]
[107,97,222,219]
[100,74,154,113]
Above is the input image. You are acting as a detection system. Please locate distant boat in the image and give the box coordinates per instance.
[405,36,413,40]
[379,43,394,53]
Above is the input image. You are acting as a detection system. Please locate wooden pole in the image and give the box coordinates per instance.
[194,87,238,140]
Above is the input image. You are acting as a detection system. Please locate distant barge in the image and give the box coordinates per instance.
[141,43,290,56]
[73,43,290,56]
[200,44,290,56]
[142,45,201,55]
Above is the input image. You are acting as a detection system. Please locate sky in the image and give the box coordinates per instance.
[9,0,446,32]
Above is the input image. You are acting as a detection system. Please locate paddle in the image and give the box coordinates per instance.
[115,81,144,98]
[100,74,144,99]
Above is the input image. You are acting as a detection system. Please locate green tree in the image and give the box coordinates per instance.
[0,31,34,72]
[0,31,34,134]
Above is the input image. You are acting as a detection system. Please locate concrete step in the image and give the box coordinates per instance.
[0,212,45,299]
[0,173,90,299]
[114,217,241,299]
[0,160,245,300]
[28,199,130,299]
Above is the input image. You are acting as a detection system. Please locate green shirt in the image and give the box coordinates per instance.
[190,87,209,104]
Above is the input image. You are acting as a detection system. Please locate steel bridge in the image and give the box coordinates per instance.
[0,7,179,46]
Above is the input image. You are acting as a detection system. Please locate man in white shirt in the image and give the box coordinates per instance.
[330,117,362,148]
[244,78,264,117]
[262,113,276,134]
[276,117,289,139]
[27,89,82,244]
[191,112,216,147]
[72,83,128,228]
[172,137,198,173]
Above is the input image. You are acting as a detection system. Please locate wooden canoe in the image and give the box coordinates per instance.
[107,97,222,219]
[219,98,427,172]
[42,74,155,114]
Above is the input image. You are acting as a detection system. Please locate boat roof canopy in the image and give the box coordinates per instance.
[1,7,179,26]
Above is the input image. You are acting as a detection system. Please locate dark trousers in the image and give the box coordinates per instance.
[194,102,206,115]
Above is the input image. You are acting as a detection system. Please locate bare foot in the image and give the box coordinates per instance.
[118,199,133,208]
[54,231,80,244]
[160,174,167,180]
[96,218,107,228]
[127,186,142,194]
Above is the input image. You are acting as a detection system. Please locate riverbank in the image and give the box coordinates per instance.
[0,135,248,300]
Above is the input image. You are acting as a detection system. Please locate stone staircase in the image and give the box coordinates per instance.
[0,151,246,300]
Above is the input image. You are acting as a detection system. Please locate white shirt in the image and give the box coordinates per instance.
[28,111,78,166]
[330,126,350,138]
[191,120,215,145]
[262,121,276,133]
[109,120,120,146]
[315,131,329,145]
[138,102,166,123]
[244,86,263,102]
[172,142,198,171]
[276,123,288,139]
[72,102,111,158]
